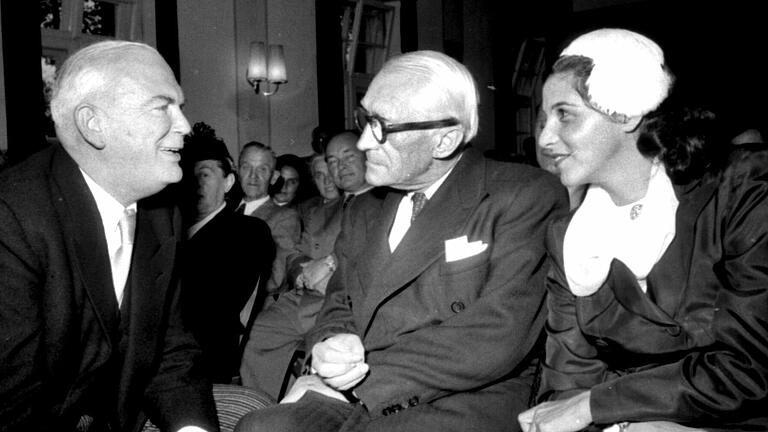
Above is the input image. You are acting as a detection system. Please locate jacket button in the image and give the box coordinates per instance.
[408,396,419,407]
[666,325,682,336]
[450,301,465,313]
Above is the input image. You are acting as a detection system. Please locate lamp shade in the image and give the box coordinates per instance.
[267,44,287,83]
[247,42,267,82]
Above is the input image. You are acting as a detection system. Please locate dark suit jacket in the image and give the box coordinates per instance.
[540,148,768,430]
[182,207,274,383]
[247,199,300,295]
[307,148,568,431]
[0,145,218,432]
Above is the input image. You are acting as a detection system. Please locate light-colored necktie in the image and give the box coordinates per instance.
[411,192,427,222]
[112,208,136,306]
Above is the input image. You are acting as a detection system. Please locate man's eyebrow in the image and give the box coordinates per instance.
[549,101,578,110]
[146,95,178,106]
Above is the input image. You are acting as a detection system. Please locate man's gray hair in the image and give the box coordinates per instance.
[379,50,479,142]
[50,40,158,132]
[238,141,276,170]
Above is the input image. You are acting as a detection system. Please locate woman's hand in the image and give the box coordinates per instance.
[518,390,592,432]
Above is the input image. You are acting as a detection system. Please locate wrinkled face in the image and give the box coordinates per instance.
[538,71,629,188]
[326,135,367,193]
[311,158,340,201]
[238,147,274,201]
[194,159,232,218]
[98,48,191,201]
[273,165,300,205]
[357,72,435,189]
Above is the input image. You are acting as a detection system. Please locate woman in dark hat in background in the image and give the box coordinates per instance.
[181,122,275,383]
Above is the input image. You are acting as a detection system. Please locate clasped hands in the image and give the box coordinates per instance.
[280,333,370,404]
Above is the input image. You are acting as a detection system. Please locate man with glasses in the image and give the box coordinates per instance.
[235,50,567,432]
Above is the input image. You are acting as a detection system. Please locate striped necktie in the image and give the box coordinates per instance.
[411,192,427,222]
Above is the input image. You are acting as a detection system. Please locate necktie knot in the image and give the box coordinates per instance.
[342,193,355,210]
[119,208,136,246]
[411,192,427,222]
[235,202,246,215]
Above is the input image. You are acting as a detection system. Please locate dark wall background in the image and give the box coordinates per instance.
[492,0,766,145]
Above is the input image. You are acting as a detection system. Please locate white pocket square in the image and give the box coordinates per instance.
[444,235,488,262]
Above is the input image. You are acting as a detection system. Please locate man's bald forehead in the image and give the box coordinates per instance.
[327,132,360,153]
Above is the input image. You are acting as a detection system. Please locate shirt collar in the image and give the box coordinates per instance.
[239,195,270,214]
[188,202,227,239]
[408,156,458,200]
[80,169,137,233]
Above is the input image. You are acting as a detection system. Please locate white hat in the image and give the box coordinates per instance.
[560,28,673,119]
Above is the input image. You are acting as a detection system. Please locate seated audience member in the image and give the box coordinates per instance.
[306,152,341,204]
[271,153,313,208]
[239,131,371,399]
[235,50,567,432]
[0,40,218,431]
[180,124,275,384]
[235,142,301,303]
[518,28,768,431]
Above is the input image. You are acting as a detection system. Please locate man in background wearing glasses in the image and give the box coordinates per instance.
[235,50,568,432]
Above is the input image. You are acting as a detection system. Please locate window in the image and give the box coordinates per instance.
[39,0,148,138]
[340,0,398,129]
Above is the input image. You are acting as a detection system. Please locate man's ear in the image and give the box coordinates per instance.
[432,127,465,159]
[74,104,106,150]
[224,173,235,193]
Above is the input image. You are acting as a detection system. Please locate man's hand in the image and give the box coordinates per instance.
[311,333,369,391]
[299,255,336,295]
[517,390,592,432]
[279,374,349,404]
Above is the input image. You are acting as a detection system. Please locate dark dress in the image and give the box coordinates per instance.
[182,206,274,383]
[540,148,768,430]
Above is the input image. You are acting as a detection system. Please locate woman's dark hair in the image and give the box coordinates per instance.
[551,55,638,124]
[272,153,314,204]
[551,56,593,104]
[636,102,727,184]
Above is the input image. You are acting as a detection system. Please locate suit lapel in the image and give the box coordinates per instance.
[357,189,402,298]
[359,151,487,330]
[250,199,276,221]
[50,147,121,344]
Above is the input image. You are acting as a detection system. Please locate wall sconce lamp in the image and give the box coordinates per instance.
[246,42,287,96]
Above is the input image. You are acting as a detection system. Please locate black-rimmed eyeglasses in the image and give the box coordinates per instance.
[354,107,460,144]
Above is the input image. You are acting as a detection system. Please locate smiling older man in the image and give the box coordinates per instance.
[0,40,218,432]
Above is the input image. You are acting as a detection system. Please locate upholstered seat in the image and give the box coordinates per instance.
[142,384,275,432]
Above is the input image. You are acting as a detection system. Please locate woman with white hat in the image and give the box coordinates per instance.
[518,28,768,431]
